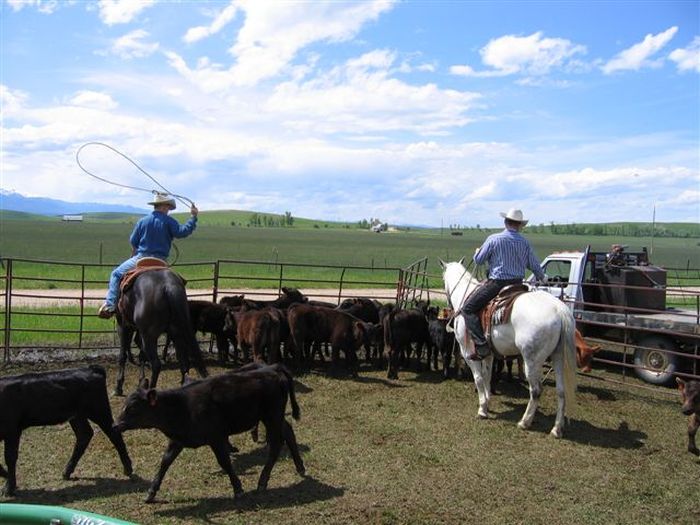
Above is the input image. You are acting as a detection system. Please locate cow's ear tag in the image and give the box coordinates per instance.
[147,389,158,406]
[677,378,686,392]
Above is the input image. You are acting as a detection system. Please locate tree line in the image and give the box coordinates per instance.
[235,211,294,228]
[460,222,699,238]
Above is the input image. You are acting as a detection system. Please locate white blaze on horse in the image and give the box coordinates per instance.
[440,258,577,438]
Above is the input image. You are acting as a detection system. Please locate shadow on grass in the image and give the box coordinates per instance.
[406,369,450,384]
[5,475,150,505]
[224,442,311,477]
[153,476,344,519]
[576,383,618,401]
[496,401,646,449]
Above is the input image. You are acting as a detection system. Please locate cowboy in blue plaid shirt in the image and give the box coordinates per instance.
[461,208,545,360]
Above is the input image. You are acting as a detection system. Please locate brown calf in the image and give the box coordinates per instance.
[575,329,601,373]
[676,378,700,456]
[227,309,282,363]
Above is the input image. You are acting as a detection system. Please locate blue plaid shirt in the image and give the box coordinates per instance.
[474,228,545,281]
[129,211,197,259]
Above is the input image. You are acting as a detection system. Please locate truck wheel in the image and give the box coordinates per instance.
[633,335,680,386]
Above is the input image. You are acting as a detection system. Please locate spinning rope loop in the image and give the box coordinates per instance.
[75,142,195,209]
[76,142,193,266]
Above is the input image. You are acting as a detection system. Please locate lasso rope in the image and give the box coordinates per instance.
[75,142,195,209]
[76,142,195,265]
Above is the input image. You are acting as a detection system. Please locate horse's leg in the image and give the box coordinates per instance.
[115,325,133,396]
[141,333,162,389]
[549,348,567,438]
[518,355,543,431]
[459,333,492,417]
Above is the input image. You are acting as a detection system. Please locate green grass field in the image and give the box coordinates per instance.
[1,215,698,283]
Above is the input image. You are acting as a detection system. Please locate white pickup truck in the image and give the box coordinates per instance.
[532,246,699,385]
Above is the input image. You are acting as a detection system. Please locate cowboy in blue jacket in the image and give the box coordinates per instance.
[98,193,198,319]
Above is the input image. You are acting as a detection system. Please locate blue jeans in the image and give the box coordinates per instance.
[104,255,141,308]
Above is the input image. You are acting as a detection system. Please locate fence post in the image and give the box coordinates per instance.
[79,264,85,349]
[213,260,220,303]
[277,264,284,296]
[338,267,346,304]
[3,259,12,363]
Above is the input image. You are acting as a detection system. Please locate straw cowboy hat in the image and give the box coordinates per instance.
[148,193,176,210]
[499,208,529,226]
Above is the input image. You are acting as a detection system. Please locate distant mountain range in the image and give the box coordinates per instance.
[0,189,148,216]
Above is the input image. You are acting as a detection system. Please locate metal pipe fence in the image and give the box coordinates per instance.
[404,263,700,388]
[2,256,699,389]
[0,257,403,362]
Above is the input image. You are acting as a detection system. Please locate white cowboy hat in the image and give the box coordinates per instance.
[499,208,528,225]
[147,193,176,210]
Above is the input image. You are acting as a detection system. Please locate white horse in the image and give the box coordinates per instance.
[440,258,577,438]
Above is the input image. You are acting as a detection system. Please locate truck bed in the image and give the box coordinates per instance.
[577,308,699,337]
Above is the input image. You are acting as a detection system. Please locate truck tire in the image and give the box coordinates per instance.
[633,335,680,386]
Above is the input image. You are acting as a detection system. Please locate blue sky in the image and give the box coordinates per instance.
[1,0,698,227]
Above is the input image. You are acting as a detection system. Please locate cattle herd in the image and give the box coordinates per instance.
[0,286,698,503]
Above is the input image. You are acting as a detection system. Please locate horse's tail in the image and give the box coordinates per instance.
[165,274,208,378]
[557,301,577,412]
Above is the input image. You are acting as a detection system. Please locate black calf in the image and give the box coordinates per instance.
[0,365,133,496]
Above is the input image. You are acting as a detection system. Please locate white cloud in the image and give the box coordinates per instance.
[170,0,396,89]
[6,0,59,14]
[108,29,159,59]
[265,50,480,135]
[97,0,156,26]
[602,26,678,74]
[451,32,586,78]
[69,90,118,111]
[184,2,240,44]
[0,85,28,114]
[669,36,700,73]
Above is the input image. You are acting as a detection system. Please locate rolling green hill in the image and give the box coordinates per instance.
[0,210,56,221]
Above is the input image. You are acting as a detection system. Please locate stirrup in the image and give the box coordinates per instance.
[98,304,115,319]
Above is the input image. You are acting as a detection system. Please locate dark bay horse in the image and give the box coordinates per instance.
[114,269,208,396]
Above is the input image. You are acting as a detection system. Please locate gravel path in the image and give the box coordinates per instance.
[5,287,418,307]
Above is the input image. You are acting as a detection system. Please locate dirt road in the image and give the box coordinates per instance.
[6,287,412,308]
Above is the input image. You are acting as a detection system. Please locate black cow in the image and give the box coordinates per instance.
[0,366,133,496]
[288,304,375,376]
[338,298,383,363]
[384,305,431,379]
[220,287,307,311]
[426,308,456,379]
[114,364,305,502]
[163,300,238,364]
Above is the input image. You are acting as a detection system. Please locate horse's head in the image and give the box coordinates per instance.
[438,257,475,305]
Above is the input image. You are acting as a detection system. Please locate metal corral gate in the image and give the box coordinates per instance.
[0,256,428,362]
[402,261,700,389]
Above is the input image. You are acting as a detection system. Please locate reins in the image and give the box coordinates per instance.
[444,259,480,333]
[445,259,478,313]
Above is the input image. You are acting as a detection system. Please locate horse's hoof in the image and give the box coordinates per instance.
[477,410,488,419]
[550,428,563,439]
[517,421,530,430]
